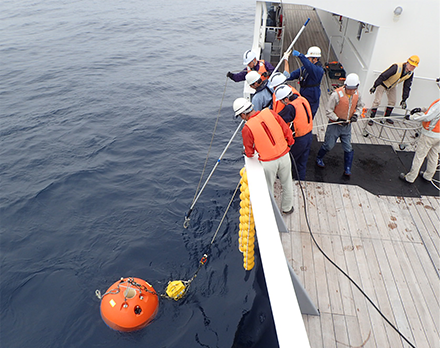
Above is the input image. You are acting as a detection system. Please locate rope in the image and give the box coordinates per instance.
[210,179,241,245]
[289,153,416,348]
[190,76,229,207]
[311,115,413,129]
[171,180,241,299]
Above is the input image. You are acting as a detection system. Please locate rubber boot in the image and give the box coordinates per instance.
[316,148,327,168]
[343,150,354,176]
[384,106,394,124]
[368,108,377,126]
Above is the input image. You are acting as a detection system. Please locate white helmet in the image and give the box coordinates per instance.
[246,71,261,86]
[305,46,321,58]
[268,72,287,89]
[243,50,257,65]
[275,85,293,101]
[344,73,360,89]
[233,97,253,117]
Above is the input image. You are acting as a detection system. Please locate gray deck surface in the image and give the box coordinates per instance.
[274,5,440,348]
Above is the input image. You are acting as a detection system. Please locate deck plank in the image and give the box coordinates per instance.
[301,232,319,306]
[340,235,381,347]
[312,234,331,313]
[321,235,344,315]
[393,240,439,347]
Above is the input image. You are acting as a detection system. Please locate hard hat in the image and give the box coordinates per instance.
[268,72,287,89]
[243,50,257,65]
[233,97,253,117]
[344,73,360,89]
[305,46,321,58]
[407,55,420,67]
[275,85,293,101]
[246,71,261,86]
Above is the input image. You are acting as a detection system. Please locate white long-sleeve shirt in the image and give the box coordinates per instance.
[325,89,364,122]
[410,100,440,139]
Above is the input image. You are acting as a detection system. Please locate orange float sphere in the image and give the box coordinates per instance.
[100,277,159,332]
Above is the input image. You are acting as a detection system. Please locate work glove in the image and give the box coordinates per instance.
[410,107,421,115]
[261,71,268,78]
[292,50,300,57]
[350,115,358,123]
[227,71,234,80]
[369,86,376,94]
[400,100,407,109]
[282,52,290,61]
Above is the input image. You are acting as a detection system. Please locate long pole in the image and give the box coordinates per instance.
[184,119,244,228]
[272,18,310,75]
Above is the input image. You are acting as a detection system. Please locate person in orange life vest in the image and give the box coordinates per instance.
[368,55,419,125]
[233,98,295,214]
[267,72,300,114]
[274,84,313,181]
[316,73,364,176]
[227,50,274,83]
[399,78,440,183]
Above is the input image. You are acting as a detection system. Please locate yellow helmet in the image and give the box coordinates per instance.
[407,55,420,67]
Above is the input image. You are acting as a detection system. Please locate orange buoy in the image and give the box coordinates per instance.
[100,277,159,332]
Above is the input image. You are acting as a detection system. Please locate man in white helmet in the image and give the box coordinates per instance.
[275,84,313,180]
[233,98,295,214]
[245,71,273,111]
[316,73,364,176]
[268,72,300,114]
[283,46,324,118]
[399,78,440,183]
[227,49,274,83]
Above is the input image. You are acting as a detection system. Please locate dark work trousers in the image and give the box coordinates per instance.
[290,131,313,180]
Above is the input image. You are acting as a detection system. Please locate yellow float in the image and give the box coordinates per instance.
[239,167,255,270]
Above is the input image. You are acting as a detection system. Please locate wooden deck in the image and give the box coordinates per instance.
[273,5,440,348]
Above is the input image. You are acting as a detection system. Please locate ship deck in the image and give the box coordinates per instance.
[273,5,440,348]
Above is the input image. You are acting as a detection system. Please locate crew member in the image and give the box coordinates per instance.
[233,98,295,214]
[246,71,273,111]
[274,84,313,180]
[227,50,275,83]
[399,78,440,183]
[267,72,300,114]
[316,73,364,176]
[368,55,419,125]
[283,46,324,118]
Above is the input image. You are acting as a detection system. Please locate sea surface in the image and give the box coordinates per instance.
[1,1,278,347]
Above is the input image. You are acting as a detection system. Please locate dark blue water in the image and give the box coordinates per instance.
[1,1,280,347]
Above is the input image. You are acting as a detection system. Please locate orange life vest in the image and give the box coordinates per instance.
[272,85,300,113]
[247,60,268,81]
[422,99,440,133]
[334,87,359,120]
[288,96,313,137]
[246,109,289,161]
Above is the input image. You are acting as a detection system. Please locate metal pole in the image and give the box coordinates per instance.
[272,18,310,74]
[184,119,245,228]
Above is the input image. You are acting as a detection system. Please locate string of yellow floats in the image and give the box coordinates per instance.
[239,167,255,270]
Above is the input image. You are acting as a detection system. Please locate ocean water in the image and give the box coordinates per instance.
[0,1,278,347]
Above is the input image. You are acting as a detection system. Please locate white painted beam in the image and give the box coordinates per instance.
[245,156,311,348]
